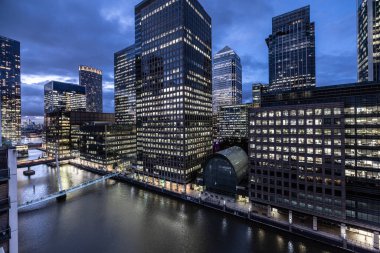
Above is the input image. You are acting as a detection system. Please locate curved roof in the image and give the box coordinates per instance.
[211,146,248,182]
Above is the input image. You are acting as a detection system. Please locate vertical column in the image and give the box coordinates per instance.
[313,216,318,231]
[340,223,347,249]
[267,205,271,218]
[289,210,293,231]
[374,231,379,250]
[8,148,18,253]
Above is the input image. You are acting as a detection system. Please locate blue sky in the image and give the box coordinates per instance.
[0,0,357,116]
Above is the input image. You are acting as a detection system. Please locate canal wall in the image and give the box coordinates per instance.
[69,164,377,253]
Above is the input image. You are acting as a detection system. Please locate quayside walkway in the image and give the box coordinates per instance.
[18,172,119,211]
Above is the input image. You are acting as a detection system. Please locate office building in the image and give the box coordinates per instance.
[114,45,136,125]
[0,36,21,144]
[76,123,136,171]
[249,82,380,227]
[266,6,316,91]
[358,0,380,82]
[217,104,250,151]
[212,46,242,113]
[45,111,114,158]
[135,0,212,184]
[44,81,86,114]
[0,147,18,253]
[252,83,267,108]
[79,65,103,113]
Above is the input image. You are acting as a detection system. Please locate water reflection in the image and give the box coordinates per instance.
[18,150,345,253]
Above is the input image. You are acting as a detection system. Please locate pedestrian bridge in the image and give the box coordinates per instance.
[17,157,72,168]
[18,172,119,211]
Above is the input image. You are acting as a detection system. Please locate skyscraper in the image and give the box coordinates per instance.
[114,45,136,125]
[44,81,86,157]
[358,0,380,82]
[266,6,316,91]
[212,46,242,113]
[0,36,21,144]
[135,0,212,184]
[44,81,86,114]
[79,65,103,113]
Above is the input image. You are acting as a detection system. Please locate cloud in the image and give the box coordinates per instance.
[1,0,357,116]
[100,8,134,33]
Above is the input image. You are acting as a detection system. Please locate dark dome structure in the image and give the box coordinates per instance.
[203,146,248,196]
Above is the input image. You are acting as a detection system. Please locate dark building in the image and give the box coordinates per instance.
[358,0,380,82]
[0,36,21,144]
[0,147,18,253]
[266,6,316,91]
[76,123,136,171]
[204,146,248,196]
[44,81,86,114]
[45,111,114,158]
[217,104,250,152]
[114,45,136,125]
[212,46,242,113]
[252,83,267,108]
[249,82,380,227]
[79,66,103,113]
[135,0,212,185]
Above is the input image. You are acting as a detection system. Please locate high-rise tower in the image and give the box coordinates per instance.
[135,0,212,184]
[212,46,242,113]
[266,6,316,91]
[0,36,21,144]
[79,65,103,113]
[358,0,380,82]
[114,45,136,125]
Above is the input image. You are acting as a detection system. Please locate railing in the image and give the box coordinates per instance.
[18,172,119,210]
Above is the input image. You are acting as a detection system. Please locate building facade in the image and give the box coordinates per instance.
[135,0,212,184]
[0,36,21,144]
[79,66,103,113]
[45,111,114,158]
[252,83,267,108]
[250,82,380,227]
[266,6,316,91]
[0,147,18,253]
[212,46,242,113]
[249,103,346,219]
[358,0,380,82]
[114,45,136,125]
[44,81,86,114]
[76,123,136,171]
[217,104,250,146]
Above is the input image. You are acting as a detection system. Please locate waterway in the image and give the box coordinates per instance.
[18,150,345,253]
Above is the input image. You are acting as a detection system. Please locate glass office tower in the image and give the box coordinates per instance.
[266,6,316,91]
[114,45,136,125]
[212,46,242,113]
[0,36,21,144]
[44,82,86,158]
[79,66,103,113]
[358,0,380,82]
[44,81,86,114]
[135,0,212,184]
